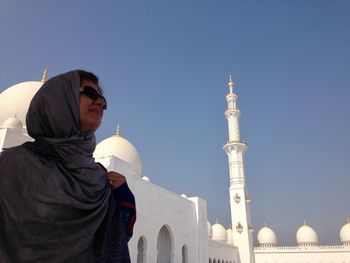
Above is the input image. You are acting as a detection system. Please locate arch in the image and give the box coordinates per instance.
[157,225,174,263]
[209,258,212,263]
[137,236,147,263]
[181,244,188,263]
[213,259,216,263]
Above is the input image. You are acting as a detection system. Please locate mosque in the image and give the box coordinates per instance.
[1,70,350,263]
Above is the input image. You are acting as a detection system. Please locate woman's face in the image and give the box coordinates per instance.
[79,79,105,132]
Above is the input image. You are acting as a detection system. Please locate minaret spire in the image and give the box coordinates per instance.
[223,76,255,263]
[41,68,48,82]
[228,75,234,93]
[115,124,120,136]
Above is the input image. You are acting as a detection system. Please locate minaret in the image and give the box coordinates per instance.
[223,76,255,263]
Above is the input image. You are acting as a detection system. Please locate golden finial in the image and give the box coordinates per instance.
[115,124,120,136]
[303,220,307,225]
[228,74,234,92]
[347,218,350,224]
[264,223,267,227]
[41,68,48,82]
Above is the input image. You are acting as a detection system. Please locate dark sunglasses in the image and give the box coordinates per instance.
[79,86,107,110]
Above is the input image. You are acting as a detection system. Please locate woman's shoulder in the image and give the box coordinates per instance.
[0,145,29,160]
[0,145,31,169]
[0,145,34,189]
[0,143,49,171]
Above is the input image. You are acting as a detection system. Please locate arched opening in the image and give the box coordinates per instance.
[157,225,173,263]
[213,259,216,263]
[209,258,212,263]
[137,236,147,263]
[181,244,188,263]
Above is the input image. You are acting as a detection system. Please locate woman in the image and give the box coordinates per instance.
[0,70,136,262]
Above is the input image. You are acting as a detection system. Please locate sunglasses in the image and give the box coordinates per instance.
[79,86,107,110]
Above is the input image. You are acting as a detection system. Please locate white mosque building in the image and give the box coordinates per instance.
[1,71,350,263]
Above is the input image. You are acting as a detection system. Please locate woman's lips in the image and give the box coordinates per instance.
[89,107,101,116]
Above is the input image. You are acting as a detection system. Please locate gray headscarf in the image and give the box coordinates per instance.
[0,71,129,262]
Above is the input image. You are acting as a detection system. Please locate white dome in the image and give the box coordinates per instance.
[0,81,43,128]
[2,116,23,130]
[296,223,318,246]
[180,193,187,198]
[212,222,227,243]
[94,133,142,176]
[340,219,350,245]
[207,221,212,238]
[226,228,233,245]
[257,225,277,246]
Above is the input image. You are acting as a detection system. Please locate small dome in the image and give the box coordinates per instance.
[257,225,277,247]
[212,222,227,243]
[94,133,142,176]
[142,176,150,182]
[296,223,318,246]
[226,228,233,245]
[207,221,212,238]
[180,193,187,198]
[2,116,23,130]
[0,81,43,128]
[340,219,350,245]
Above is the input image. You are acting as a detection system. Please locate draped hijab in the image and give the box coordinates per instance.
[0,71,129,262]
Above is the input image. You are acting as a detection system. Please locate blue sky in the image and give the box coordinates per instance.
[1,0,349,245]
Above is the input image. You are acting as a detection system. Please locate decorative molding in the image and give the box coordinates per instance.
[226,92,237,101]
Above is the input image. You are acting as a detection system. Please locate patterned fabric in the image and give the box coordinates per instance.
[95,188,132,263]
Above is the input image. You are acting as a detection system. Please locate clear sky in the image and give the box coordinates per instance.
[1,0,349,246]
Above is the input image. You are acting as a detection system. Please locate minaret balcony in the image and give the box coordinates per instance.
[223,140,247,154]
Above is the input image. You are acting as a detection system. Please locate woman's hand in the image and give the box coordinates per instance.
[106,171,126,189]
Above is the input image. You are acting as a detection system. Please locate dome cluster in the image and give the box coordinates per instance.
[256,220,350,247]
[256,223,319,247]
[207,220,233,245]
[207,220,350,247]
